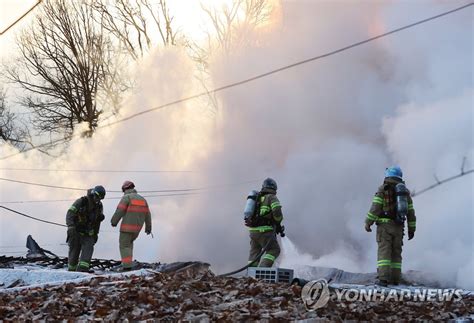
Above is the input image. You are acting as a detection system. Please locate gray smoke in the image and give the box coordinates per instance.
[0,1,472,289]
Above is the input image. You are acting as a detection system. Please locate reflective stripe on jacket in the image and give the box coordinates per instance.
[365,177,416,232]
[111,189,152,233]
[249,188,283,233]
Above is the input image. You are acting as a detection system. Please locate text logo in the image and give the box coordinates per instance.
[301,279,330,310]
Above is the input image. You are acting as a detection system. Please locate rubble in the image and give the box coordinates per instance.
[0,265,473,321]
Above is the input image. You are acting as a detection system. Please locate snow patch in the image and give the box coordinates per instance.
[0,267,153,293]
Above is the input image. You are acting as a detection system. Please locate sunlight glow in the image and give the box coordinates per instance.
[170,0,281,43]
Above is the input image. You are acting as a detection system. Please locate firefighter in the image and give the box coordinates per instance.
[66,185,106,272]
[246,178,284,267]
[111,181,152,271]
[365,166,416,286]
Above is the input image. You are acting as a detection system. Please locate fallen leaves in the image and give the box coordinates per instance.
[0,263,473,320]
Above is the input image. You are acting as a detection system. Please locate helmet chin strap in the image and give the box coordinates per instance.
[91,193,101,204]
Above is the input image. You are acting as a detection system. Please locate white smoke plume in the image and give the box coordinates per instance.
[0,1,472,289]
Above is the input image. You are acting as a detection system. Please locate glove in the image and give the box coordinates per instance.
[408,231,415,240]
[276,224,285,237]
[94,235,98,244]
[145,229,151,235]
[365,223,372,232]
[111,222,117,227]
[97,213,105,222]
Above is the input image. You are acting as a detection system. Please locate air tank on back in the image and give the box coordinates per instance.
[244,190,259,221]
[395,183,409,224]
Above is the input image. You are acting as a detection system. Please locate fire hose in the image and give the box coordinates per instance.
[218,226,285,277]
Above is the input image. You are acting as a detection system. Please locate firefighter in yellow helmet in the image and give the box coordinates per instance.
[365,166,416,286]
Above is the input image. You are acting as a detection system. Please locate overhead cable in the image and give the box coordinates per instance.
[97,3,474,129]
[0,191,199,204]
[0,167,195,173]
[412,169,473,197]
[0,0,42,36]
[0,205,66,227]
[0,205,117,233]
[0,176,260,193]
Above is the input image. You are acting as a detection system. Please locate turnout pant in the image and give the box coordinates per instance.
[67,232,95,271]
[119,231,140,268]
[248,231,280,267]
[376,222,404,283]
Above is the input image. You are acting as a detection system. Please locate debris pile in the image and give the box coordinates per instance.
[0,265,473,321]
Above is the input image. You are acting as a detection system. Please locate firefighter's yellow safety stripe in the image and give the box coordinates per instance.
[391,262,402,269]
[248,226,273,232]
[377,218,392,224]
[408,203,414,211]
[259,206,271,215]
[367,212,378,221]
[263,254,276,262]
[372,197,384,205]
[69,206,78,212]
[377,259,391,267]
[408,221,416,228]
[271,202,281,209]
[78,261,90,268]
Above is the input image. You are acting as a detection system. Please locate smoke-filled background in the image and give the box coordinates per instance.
[0,1,472,289]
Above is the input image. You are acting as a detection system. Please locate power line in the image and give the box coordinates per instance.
[0,2,471,161]
[0,205,66,227]
[0,0,42,36]
[0,176,260,193]
[412,169,473,197]
[0,177,110,192]
[0,191,199,204]
[1,137,77,161]
[98,3,474,128]
[0,167,195,173]
[0,205,118,233]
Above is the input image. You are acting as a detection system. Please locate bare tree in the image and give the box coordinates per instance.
[0,89,29,150]
[199,0,274,54]
[93,0,178,60]
[185,0,276,114]
[5,0,123,137]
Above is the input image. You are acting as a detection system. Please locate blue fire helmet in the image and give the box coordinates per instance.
[91,185,106,199]
[385,166,403,179]
[262,178,277,191]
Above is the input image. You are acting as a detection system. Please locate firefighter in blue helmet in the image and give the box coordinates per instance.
[66,185,106,272]
[365,166,416,286]
[246,178,284,267]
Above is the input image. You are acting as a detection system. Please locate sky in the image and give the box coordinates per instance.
[0,0,37,56]
[0,0,473,289]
